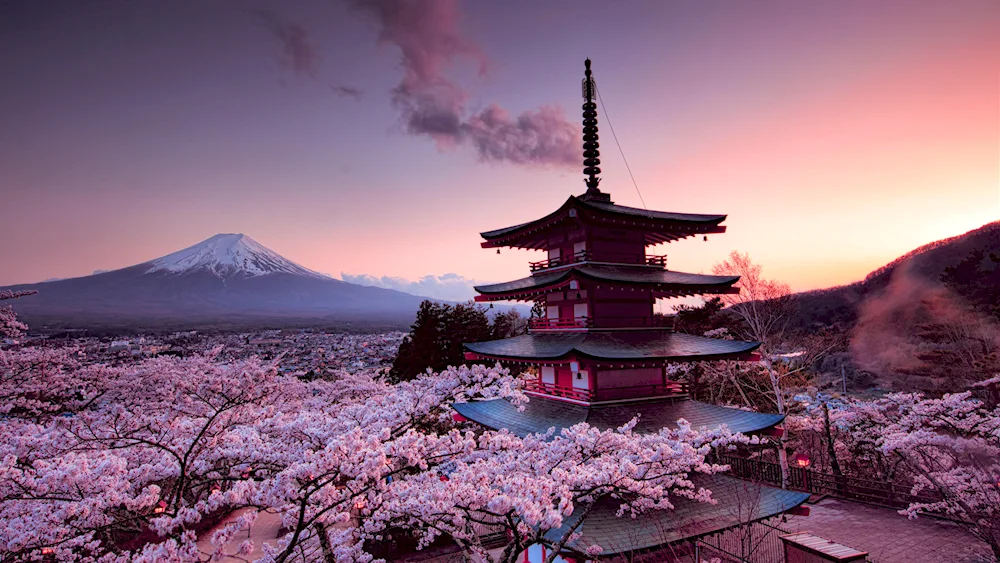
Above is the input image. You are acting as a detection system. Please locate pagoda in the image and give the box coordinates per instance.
[454,60,809,560]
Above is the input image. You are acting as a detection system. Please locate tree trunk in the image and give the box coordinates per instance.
[823,402,846,495]
[313,522,338,563]
[765,359,790,489]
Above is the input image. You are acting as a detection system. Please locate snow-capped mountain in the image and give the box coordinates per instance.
[2,234,430,331]
[145,233,328,279]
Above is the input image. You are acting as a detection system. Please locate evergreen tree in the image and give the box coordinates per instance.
[489,309,527,340]
[390,301,494,382]
[673,297,727,335]
[942,249,1000,319]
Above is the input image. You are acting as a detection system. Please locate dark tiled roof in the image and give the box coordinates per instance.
[474,264,738,295]
[464,332,760,362]
[480,196,726,240]
[546,474,810,557]
[582,199,725,223]
[453,395,783,437]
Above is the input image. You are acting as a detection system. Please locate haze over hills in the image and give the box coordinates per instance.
[789,221,1000,331]
[2,234,436,333]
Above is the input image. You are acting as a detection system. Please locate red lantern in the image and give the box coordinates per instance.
[793,453,810,468]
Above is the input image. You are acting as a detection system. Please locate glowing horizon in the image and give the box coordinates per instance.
[1,1,997,294]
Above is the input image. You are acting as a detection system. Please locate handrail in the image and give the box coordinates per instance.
[524,379,689,403]
[528,317,591,330]
[714,453,943,510]
[524,379,593,401]
[590,315,674,329]
[529,250,591,272]
[528,251,667,272]
[529,316,674,331]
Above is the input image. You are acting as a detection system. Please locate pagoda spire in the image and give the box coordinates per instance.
[581,59,611,203]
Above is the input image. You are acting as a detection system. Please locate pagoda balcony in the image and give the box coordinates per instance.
[523,379,689,403]
[529,316,674,332]
[529,251,667,272]
[590,315,675,329]
[523,379,593,402]
[528,317,592,331]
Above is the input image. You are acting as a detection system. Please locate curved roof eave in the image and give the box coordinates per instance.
[473,265,740,296]
[479,195,729,245]
[463,332,761,362]
[452,395,784,437]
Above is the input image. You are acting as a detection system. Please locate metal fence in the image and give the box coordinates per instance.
[715,454,940,510]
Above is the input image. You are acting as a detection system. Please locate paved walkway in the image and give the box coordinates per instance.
[783,497,992,563]
[196,508,284,562]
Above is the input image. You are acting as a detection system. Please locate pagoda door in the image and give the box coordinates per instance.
[546,305,560,321]
[540,366,556,385]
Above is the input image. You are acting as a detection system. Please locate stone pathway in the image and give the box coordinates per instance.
[196,508,284,562]
[782,497,993,563]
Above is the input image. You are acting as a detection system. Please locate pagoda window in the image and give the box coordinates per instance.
[573,303,588,319]
[546,305,560,320]
[572,369,590,390]
[547,247,561,263]
[541,366,556,385]
[572,240,587,259]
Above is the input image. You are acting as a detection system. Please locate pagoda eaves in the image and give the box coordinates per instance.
[480,195,727,250]
[472,264,740,303]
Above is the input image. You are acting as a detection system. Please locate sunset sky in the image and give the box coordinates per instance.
[1,0,997,300]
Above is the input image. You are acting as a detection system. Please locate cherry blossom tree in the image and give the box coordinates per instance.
[712,252,798,487]
[0,350,290,561]
[0,290,36,339]
[1,298,752,563]
[375,420,752,563]
[845,392,1000,560]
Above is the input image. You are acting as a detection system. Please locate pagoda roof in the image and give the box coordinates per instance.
[473,264,739,300]
[464,331,760,363]
[452,395,782,437]
[480,195,727,249]
[546,474,810,558]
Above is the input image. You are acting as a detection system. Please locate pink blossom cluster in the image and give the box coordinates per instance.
[790,391,1000,557]
[0,331,738,563]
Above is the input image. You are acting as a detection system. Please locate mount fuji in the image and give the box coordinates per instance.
[3,234,432,332]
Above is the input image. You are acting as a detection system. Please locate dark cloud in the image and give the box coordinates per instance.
[347,0,579,168]
[330,84,364,99]
[251,9,319,78]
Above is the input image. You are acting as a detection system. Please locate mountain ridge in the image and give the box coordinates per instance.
[788,221,1000,330]
[2,234,433,333]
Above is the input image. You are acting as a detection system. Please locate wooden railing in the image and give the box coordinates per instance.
[529,250,590,272]
[524,380,688,403]
[529,316,674,331]
[590,315,674,329]
[528,251,667,272]
[523,379,593,402]
[528,317,592,330]
[714,454,942,510]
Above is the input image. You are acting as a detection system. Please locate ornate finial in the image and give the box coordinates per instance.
[581,59,610,202]
[582,60,600,191]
